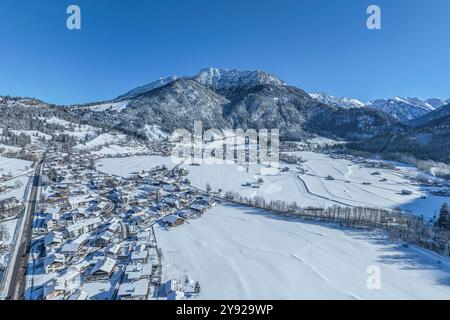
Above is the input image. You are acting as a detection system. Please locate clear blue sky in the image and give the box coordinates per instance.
[0,0,449,105]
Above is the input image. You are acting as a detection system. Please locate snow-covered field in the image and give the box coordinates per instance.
[0,218,19,287]
[0,156,32,201]
[0,144,21,155]
[91,144,147,157]
[77,100,131,113]
[40,116,99,140]
[144,125,169,141]
[182,152,447,219]
[75,133,129,151]
[0,219,18,247]
[0,156,32,177]
[96,155,177,177]
[75,132,151,156]
[155,204,450,300]
[96,151,449,218]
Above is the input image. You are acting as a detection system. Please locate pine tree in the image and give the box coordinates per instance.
[194,281,201,294]
[438,203,449,230]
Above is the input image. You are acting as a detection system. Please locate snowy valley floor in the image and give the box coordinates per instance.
[155,204,450,300]
[97,152,450,220]
[97,153,450,299]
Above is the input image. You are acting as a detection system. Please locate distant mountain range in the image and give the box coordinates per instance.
[1,67,450,163]
[351,103,450,164]
[309,92,449,123]
[67,68,396,140]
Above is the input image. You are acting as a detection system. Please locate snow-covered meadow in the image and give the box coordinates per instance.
[96,155,177,178]
[96,151,450,299]
[96,152,449,219]
[180,152,447,219]
[74,132,150,156]
[0,218,19,272]
[155,203,450,300]
[0,156,32,202]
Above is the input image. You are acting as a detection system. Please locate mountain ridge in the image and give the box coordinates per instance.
[308,92,448,122]
[2,67,450,163]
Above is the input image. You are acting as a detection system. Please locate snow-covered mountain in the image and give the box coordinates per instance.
[366,97,447,122]
[118,76,179,99]
[425,98,449,109]
[67,68,396,141]
[411,103,450,127]
[308,93,448,122]
[2,68,450,163]
[121,72,448,124]
[118,68,286,100]
[193,67,286,93]
[309,92,365,109]
[0,96,50,109]
[357,102,450,164]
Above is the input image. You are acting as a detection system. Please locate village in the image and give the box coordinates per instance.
[24,144,216,300]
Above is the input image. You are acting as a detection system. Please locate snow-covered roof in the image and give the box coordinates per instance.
[117,279,149,298]
[67,217,102,233]
[90,257,116,276]
[131,250,148,261]
[61,243,79,253]
[167,291,185,300]
[161,214,181,224]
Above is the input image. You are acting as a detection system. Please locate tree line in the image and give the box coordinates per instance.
[223,191,450,258]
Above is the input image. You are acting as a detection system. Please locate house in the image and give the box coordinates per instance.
[107,220,121,234]
[72,232,90,248]
[136,231,152,242]
[162,184,177,193]
[117,279,150,300]
[135,198,148,207]
[140,263,153,280]
[66,217,102,238]
[167,291,185,300]
[177,209,194,219]
[93,231,114,247]
[45,212,63,231]
[43,279,66,300]
[67,290,88,300]
[161,214,184,227]
[45,192,68,206]
[61,243,81,257]
[44,231,65,251]
[68,195,97,209]
[44,253,67,273]
[71,260,90,273]
[162,279,179,296]
[195,196,216,206]
[118,244,132,260]
[90,257,117,280]
[130,248,149,265]
[164,196,180,208]
[124,262,153,282]
[145,185,163,200]
[189,204,208,214]
[151,203,170,214]
[107,243,121,259]
[124,265,142,282]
